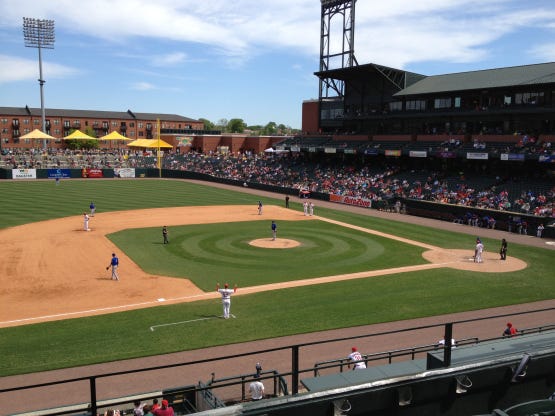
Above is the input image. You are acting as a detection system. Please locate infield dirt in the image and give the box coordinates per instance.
[0,204,526,328]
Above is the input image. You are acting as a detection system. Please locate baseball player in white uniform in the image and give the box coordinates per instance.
[348,347,366,370]
[474,238,484,263]
[309,202,314,216]
[83,212,90,231]
[217,283,237,319]
[303,201,308,216]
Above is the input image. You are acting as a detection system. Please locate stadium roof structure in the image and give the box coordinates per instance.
[0,106,199,123]
[394,62,555,96]
[315,62,426,90]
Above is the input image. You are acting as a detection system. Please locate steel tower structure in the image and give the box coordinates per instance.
[319,0,358,101]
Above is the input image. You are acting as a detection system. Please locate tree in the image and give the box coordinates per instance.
[263,121,278,135]
[199,118,215,131]
[216,118,229,132]
[228,118,246,133]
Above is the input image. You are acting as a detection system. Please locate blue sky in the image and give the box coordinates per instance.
[1,1,555,129]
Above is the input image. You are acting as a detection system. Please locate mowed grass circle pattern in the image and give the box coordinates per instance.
[108,220,417,291]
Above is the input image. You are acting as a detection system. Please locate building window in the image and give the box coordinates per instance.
[389,101,402,111]
[23,119,30,125]
[515,91,543,105]
[406,100,426,111]
[1,118,7,124]
[33,119,40,125]
[129,122,135,127]
[53,119,60,125]
[138,131,144,137]
[434,98,452,109]
[454,97,461,108]
[111,121,118,127]
[138,122,143,128]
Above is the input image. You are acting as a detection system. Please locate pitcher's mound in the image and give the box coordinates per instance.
[249,238,301,248]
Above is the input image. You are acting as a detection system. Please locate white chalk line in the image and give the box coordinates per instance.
[150,313,236,331]
[0,292,216,326]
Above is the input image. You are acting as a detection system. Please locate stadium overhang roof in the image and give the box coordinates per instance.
[394,61,555,97]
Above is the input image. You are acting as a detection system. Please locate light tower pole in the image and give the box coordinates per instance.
[23,17,55,149]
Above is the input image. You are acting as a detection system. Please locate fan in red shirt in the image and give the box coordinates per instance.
[153,400,174,416]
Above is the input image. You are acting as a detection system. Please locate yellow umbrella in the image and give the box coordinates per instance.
[98,131,131,141]
[64,129,96,140]
[19,129,57,140]
[127,138,172,149]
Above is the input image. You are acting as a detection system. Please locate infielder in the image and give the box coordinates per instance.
[309,202,314,216]
[106,252,120,280]
[83,212,90,231]
[216,283,237,319]
[258,201,263,215]
[271,221,277,241]
[89,201,96,216]
[348,347,366,370]
[474,238,484,263]
[303,201,308,216]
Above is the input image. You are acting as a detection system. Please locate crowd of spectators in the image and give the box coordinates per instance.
[2,147,553,218]
[153,151,554,218]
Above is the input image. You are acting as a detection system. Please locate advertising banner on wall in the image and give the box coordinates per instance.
[466,152,489,160]
[47,169,71,178]
[81,168,104,178]
[539,155,554,163]
[409,151,427,158]
[437,151,457,158]
[114,168,136,178]
[329,194,372,208]
[500,153,525,161]
[12,169,37,179]
[384,150,401,157]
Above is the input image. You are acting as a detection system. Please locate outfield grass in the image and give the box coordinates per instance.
[0,179,553,376]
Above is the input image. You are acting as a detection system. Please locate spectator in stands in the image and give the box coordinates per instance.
[151,399,160,412]
[249,374,265,401]
[142,405,153,416]
[133,400,145,416]
[105,409,120,416]
[348,347,366,370]
[503,322,517,337]
[153,399,174,416]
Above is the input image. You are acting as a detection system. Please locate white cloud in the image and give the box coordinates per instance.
[0,54,78,84]
[528,43,555,62]
[131,81,156,91]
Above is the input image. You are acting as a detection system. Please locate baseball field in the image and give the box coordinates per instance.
[0,178,553,377]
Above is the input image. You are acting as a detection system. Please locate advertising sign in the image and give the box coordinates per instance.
[329,194,372,208]
[47,169,71,178]
[12,169,37,179]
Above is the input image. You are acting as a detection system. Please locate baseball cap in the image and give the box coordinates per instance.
[507,322,512,327]
[161,399,168,407]
[224,283,229,288]
[352,347,357,352]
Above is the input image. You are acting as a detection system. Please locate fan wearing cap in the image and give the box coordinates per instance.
[347,347,366,370]
[503,322,517,337]
[152,399,173,416]
[216,282,238,319]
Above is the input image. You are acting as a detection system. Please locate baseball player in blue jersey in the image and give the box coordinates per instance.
[271,221,277,241]
[216,283,237,319]
[106,253,120,280]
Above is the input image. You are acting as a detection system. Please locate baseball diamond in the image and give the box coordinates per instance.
[0,179,553,416]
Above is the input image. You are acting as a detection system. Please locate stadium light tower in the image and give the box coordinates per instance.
[23,17,55,149]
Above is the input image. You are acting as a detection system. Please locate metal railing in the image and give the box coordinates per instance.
[3,307,554,416]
